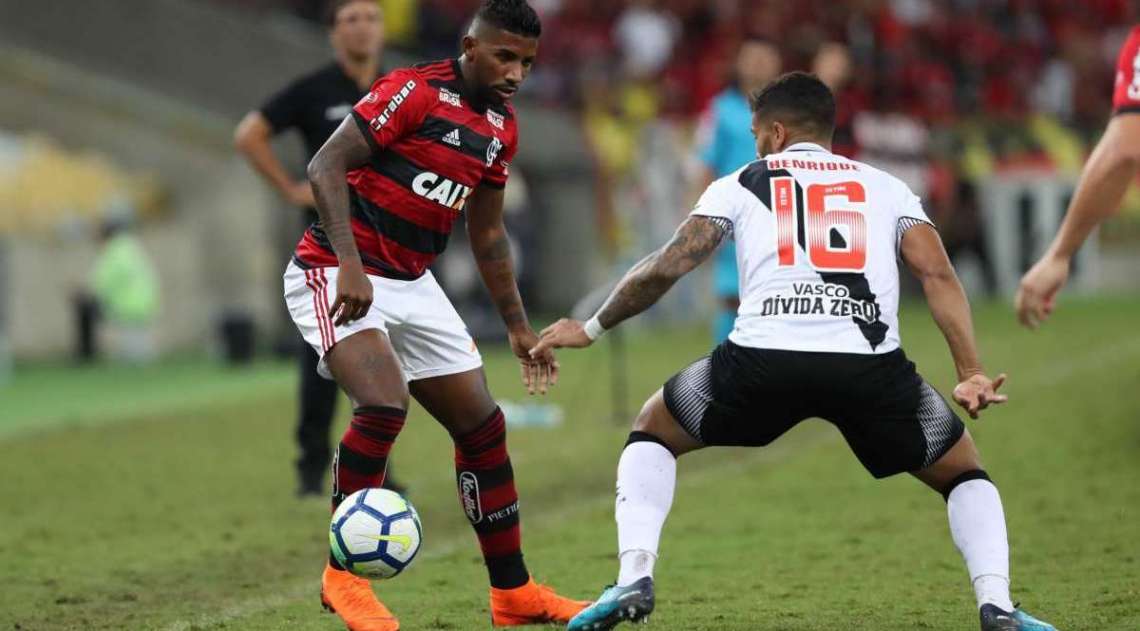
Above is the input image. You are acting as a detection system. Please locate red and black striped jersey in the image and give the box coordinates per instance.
[293,58,519,280]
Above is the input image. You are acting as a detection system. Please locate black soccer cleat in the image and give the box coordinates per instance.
[980,603,1058,631]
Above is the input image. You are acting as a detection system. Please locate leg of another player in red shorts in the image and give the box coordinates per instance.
[410,368,590,626]
[320,329,408,631]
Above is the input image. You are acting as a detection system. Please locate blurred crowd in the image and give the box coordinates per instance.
[215,0,1140,283]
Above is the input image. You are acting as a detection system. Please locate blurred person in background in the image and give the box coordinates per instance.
[76,216,160,364]
[692,37,782,342]
[812,42,860,158]
[234,0,405,498]
[1018,23,1140,329]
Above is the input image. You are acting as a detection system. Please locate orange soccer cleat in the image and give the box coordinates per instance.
[490,577,592,626]
[320,563,400,631]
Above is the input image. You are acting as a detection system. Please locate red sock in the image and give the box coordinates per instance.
[329,406,405,569]
[453,407,529,589]
[333,405,405,508]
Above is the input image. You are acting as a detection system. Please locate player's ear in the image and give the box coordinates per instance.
[770,121,784,152]
[461,34,478,61]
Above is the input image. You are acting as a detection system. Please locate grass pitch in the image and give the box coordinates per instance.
[1,297,1138,630]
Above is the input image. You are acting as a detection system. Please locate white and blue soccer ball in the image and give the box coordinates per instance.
[330,488,423,580]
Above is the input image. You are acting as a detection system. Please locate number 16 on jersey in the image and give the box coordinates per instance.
[772,178,868,273]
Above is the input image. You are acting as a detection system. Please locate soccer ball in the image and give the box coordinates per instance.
[330,488,423,579]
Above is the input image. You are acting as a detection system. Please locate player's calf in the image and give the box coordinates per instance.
[451,406,528,589]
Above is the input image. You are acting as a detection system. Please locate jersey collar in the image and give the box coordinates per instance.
[786,142,830,153]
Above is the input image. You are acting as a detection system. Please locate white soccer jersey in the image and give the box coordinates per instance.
[692,142,933,355]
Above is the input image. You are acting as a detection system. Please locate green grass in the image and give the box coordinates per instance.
[2,297,1139,630]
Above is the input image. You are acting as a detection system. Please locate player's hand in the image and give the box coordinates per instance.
[329,263,372,326]
[1016,254,1070,329]
[509,328,559,396]
[286,180,316,208]
[531,318,593,358]
[952,373,1008,420]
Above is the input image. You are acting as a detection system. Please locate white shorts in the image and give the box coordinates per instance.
[284,261,483,382]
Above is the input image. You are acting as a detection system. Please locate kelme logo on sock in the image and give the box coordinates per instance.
[459,471,482,523]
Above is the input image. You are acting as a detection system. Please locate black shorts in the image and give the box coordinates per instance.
[663,341,965,478]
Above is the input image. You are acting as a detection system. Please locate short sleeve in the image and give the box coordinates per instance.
[1113,26,1140,115]
[895,186,935,250]
[259,79,306,133]
[351,69,434,153]
[691,175,742,227]
[480,133,518,189]
[896,187,934,226]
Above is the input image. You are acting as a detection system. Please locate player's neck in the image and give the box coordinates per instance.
[456,57,490,111]
[336,52,381,91]
[781,136,831,153]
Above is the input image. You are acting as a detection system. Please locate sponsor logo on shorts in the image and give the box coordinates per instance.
[459,471,482,523]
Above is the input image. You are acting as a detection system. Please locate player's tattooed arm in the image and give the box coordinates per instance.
[466,186,529,331]
[307,117,373,267]
[307,117,376,325]
[596,216,730,329]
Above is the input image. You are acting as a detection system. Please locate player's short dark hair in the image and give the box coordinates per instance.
[324,0,377,28]
[475,0,542,38]
[750,71,836,139]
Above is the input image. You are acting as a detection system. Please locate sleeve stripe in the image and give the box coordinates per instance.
[692,214,734,237]
[897,216,934,251]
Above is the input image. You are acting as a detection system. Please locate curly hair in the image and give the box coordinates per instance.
[475,0,542,38]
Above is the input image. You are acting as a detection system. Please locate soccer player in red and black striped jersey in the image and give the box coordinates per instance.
[1018,25,1140,328]
[283,1,588,629]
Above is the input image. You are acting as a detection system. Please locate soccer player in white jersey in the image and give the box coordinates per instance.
[534,73,1058,631]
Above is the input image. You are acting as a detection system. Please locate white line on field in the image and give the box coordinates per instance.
[161,335,1140,630]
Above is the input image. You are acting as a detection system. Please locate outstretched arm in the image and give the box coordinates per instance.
[466,186,556,395]
[307,118,374,325]
[531,216,729,354]
[901,223,1007,419]
[1017,115,1140,328]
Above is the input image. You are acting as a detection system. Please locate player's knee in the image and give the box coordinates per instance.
[630,393,666,433]
[352,383,409,412]
[630,391,694,456]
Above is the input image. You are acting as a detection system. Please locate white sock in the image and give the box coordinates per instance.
[947,479,1015,612]
[615,440,676,587]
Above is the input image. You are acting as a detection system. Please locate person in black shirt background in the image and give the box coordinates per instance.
[235,0,403,497]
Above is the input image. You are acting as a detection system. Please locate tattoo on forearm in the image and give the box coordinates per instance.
[309,119,373,263]
[597,217,728,329]
[472,230,527,329]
